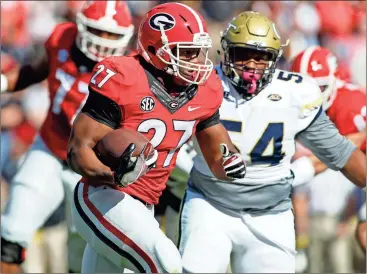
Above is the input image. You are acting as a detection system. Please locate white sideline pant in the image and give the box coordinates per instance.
[1,135,84,271]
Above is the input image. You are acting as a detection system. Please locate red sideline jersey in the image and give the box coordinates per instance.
[40,22,93,161]
[327,80,366,152]
[13,120,37,149]
[81,55,223,204]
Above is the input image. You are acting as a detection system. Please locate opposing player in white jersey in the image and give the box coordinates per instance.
[178,11,366,273]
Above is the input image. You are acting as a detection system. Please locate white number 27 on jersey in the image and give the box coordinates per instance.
[137,119,196,167]
[90,64,116,88]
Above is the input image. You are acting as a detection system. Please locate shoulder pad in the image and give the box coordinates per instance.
[296,74,323,118]
[45,22,77,51]
[199,70,223,112]
[273,70,305,85]
[89,56,142,103]
[100,56,141,86]
[275,70,322,107]
[205,69,222,91]
[273,70,322,117]
[337,80,365,94]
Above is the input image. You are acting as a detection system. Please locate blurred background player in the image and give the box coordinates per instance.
[290,45,366,273]
[1,1,366,273]
[356,201,366,252]
[0,52,64,273]
[178,11,366,273]
[0,1,134,273]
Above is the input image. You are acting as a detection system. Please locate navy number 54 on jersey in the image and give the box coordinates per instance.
[221,120,285,166]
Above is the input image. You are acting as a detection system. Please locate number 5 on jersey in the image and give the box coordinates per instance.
[91,65,116,88]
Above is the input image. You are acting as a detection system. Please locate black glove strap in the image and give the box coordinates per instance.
[1,237,25,264]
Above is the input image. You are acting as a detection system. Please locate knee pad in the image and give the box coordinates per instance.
[1,237,25,264]
[154,237,182,273]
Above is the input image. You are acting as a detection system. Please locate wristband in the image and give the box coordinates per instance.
[1,74,8,93]
[291,156,315,187]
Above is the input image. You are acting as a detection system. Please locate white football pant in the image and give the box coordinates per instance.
[1,136,85,272]
[72,182,182,273]
[179,187,296,273]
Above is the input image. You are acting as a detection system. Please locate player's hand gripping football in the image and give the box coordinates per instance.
[113,143,158,187]
[220,143,246,180]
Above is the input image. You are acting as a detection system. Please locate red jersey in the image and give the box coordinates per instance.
[40,22,93,161]
[13,120,37,148]
[327,80,366,152]
[82,55,223,204]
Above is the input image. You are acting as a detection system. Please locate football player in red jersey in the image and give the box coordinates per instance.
[291,46,366,271]
[291,46,366,175]
[0,1,134,273]
[67,2,246,273]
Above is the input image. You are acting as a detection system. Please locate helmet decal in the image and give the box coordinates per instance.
[137,2,213,85]
[149,13,176,31]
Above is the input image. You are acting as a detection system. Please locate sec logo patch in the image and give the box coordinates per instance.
[267,94,282,101]
[140,96,155,112]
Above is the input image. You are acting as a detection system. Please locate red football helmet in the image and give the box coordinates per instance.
[76,1,134,61]
[137,2,213,85]
[291,46,338,110]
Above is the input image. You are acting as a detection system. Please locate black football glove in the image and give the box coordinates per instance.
[1,237,25,264]
[220,143,246,180]
[114,143,158,187]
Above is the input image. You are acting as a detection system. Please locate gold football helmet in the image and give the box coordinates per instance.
[220,11,289,98]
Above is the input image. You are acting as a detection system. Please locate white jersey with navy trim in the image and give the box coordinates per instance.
[190,66,346,213]
[194,67,322,182]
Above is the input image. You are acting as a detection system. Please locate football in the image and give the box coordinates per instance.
[94,128,154,170]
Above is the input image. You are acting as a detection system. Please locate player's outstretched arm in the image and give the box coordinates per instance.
[297,111,366,190]
[1,52,49,93]
[356,221,366,252]
[67,113,115,184]
[340,149,366,189]
[196,123,246,181]
[356,202,366,252]
[303,131,366,176]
